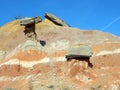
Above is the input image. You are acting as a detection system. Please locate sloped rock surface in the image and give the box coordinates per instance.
[0,19,120,90]
[45,12,70,27]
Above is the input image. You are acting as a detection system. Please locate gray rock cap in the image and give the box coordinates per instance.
[66,45,93,59]
[20,16,42,26]
[45,12,70,27]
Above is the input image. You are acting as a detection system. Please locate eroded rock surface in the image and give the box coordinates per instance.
[0,18,120,90]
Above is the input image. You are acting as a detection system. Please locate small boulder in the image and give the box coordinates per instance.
[45,12,70,27]
[20,16,42,26]
[66,45,93,59]
[66,45,93,68]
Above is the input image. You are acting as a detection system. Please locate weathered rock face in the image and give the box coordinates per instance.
[20,16,42,26]
[0,19,120,90]
[45,12,70,27]
[66,45,92,58]
[20,16,42,41]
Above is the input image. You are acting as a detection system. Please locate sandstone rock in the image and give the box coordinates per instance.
[0,50,6,60]
[91,84,102,90]
[111,84,120,90]
[20,16,42,26]
[45,12,70,27]
[3,87,16,90]
[0,15,120,90]
[66,45,93,59]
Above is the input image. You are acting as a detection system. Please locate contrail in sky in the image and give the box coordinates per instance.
[102,16,120,30]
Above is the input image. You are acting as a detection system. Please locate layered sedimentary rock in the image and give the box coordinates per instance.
[0,16,120,89]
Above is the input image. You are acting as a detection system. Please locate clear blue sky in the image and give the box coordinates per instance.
[0,0,120,36]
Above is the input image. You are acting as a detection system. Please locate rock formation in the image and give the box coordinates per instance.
[0,13,120,90]
[45,12,70,27]
[20,16,42,40]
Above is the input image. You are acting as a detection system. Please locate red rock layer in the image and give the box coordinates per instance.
[91,54,120,68]
[9,49,47,61]
[0,65,28,76]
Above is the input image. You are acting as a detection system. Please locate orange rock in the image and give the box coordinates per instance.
[9,49,48,61]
